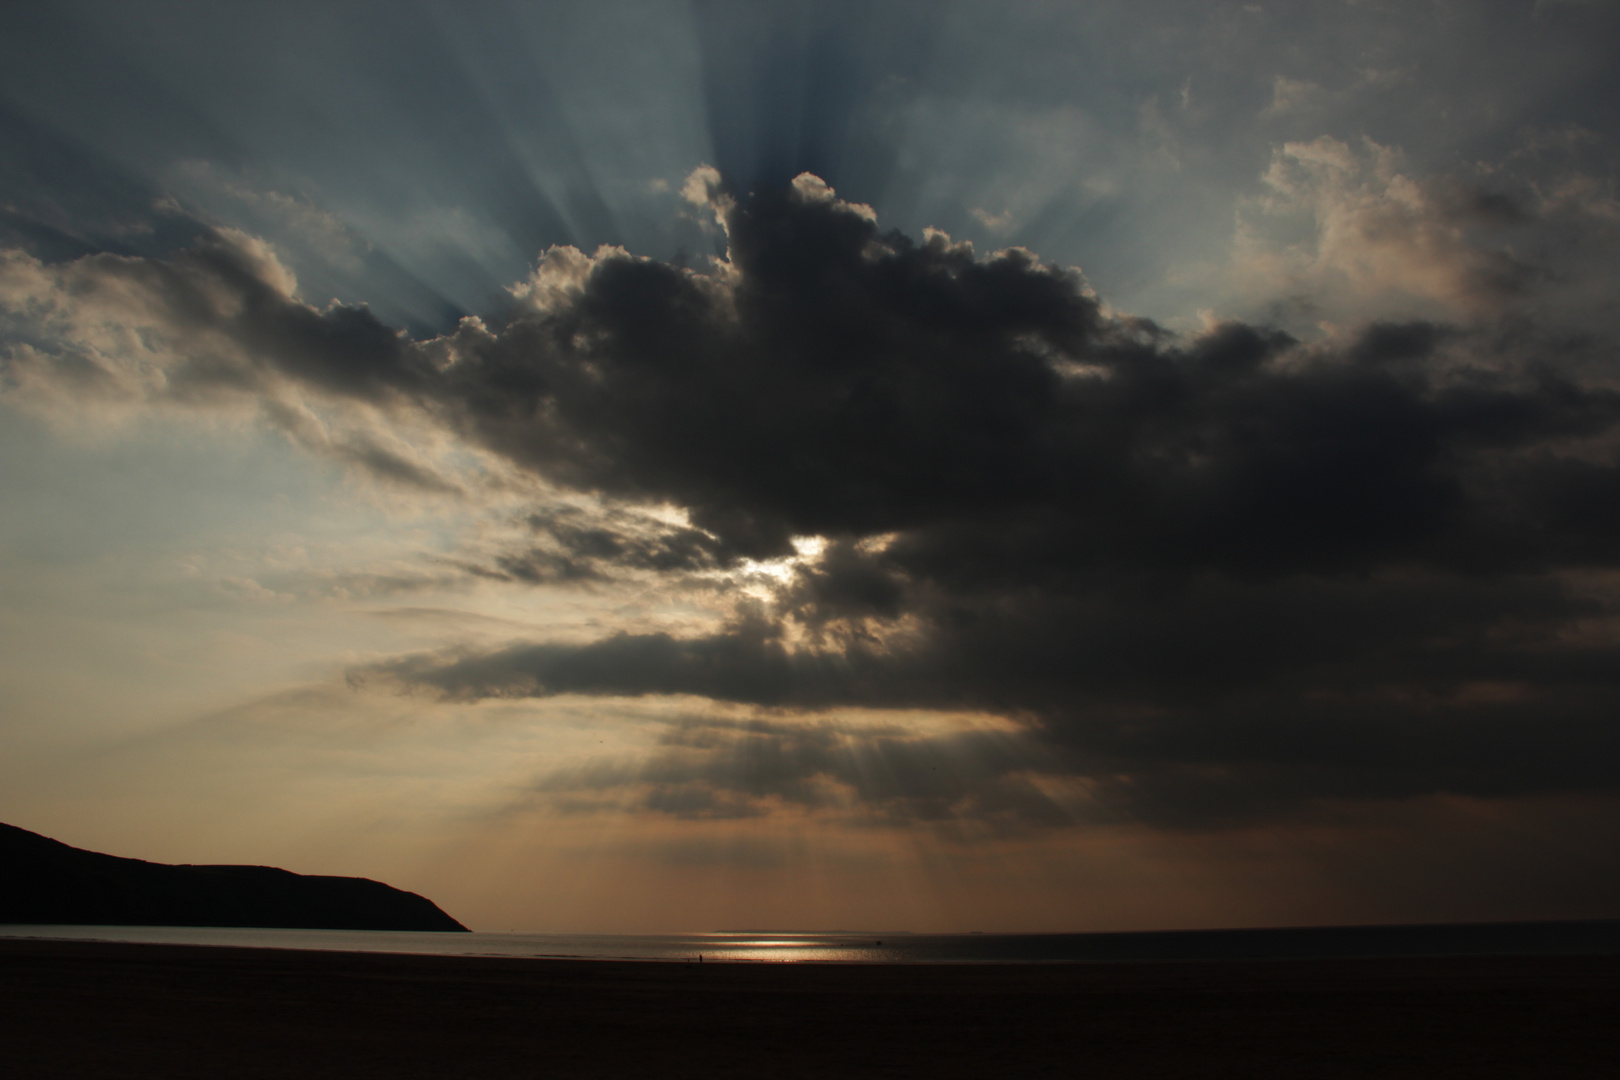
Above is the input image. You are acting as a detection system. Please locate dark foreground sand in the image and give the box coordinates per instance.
[2,938,1617,1078]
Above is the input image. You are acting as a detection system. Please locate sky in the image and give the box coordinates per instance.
[3,0,1620,934]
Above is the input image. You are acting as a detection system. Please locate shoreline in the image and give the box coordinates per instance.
[4,938,1618,1077]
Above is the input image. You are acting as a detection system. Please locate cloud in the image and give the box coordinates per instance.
[969,207,1014,233]
[0,230,403,405]
[492,504,731,583]
[1201,133,1620,353]
[0,102,215,265]
[525,715,1079,835]
[1262,76,1330,119]
[428,178,1115,559]
[10,168,1620,832]
[0,228,474,494]
[366,561,1620,828]
[1240,137,1538,317]
[391,172,1620,827]
[168,161,368,272]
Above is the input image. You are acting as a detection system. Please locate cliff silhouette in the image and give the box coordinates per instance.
[0,823,467,931]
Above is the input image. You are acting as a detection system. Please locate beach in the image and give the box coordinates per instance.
[2,938,1616,1078]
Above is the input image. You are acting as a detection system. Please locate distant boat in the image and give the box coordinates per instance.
[0,822,468,932]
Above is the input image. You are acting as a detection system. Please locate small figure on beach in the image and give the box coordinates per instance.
[699,953,703,963]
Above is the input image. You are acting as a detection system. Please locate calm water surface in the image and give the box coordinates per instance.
[5,920,1620,963]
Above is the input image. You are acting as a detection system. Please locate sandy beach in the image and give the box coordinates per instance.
[2,938,1616,1078]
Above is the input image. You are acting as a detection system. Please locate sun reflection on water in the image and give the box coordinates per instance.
[687,934,901,963]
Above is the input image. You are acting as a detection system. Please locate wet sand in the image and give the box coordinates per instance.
[2,938,1616,1078]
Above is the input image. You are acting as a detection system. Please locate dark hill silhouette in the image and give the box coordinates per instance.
[0,823,467,931]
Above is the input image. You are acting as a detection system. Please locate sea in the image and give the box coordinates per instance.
[4,919,1619,964]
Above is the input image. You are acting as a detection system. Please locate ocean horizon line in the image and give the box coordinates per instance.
[6,917,1619,965]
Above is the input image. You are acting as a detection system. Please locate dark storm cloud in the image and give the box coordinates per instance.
[418,179,1620,580]
[12,172,1620,827]
[363,613,914,709]
[436,184,1106,559]
[164,234,432,403]
[486,506,731,585]
[377,564,1620,827]
[364,177,1620,825]
[530,716,1077,832]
